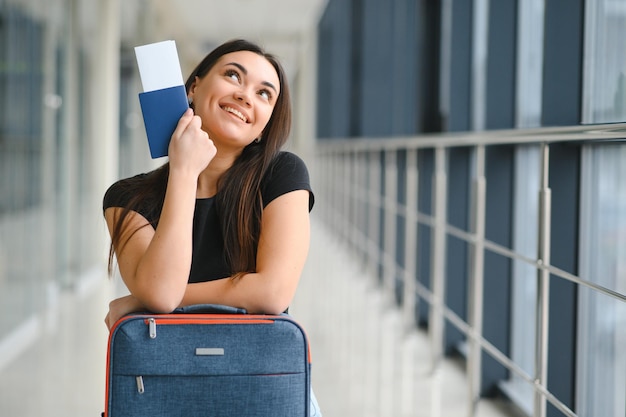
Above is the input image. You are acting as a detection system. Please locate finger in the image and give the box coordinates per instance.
[187,114,203,131]
[173,108,195,135]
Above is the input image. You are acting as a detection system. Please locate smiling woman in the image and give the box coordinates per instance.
[103,39,310,318]
[102,38,320,415]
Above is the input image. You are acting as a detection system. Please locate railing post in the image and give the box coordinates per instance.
[430,146,448,369]
[534,142,551,417]
[468,145,486,416]
[353,150,364,259]
[330,151,339,236]
[343,149,353,245]
[403,149,419,329]
[384,149,398,299]
[359,151,370,265]
[368,149,382,281]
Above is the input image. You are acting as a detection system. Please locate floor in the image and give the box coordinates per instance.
[0,217,519,417]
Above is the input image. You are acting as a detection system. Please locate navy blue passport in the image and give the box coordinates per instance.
[138,85,189,159]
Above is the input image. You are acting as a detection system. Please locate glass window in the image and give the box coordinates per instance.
[578,144,626,417]
[515,0,545,128]
[499,145,540,414]
[582,0,626,123]
[0,1,100,341]
[580,3,626,414]
[471,0,488,130]
[0,3,48,338]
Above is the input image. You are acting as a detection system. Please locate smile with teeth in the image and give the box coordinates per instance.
[222,106,248,123]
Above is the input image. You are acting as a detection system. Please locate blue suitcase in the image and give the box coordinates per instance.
[103,304,311,417]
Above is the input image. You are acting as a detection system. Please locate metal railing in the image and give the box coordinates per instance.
[314,123,626,417]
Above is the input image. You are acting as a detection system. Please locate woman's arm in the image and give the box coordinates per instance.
[105,109,216,314]
[104,173,195,313]
[180,189,311,314]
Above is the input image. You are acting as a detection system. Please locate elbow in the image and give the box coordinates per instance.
[250,281,295,315]
[134,285,185,314]
[256,302,289,316]
[130,261,190,314]
[143,298,180,314]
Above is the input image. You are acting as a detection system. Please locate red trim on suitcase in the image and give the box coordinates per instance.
[145,317,275,325]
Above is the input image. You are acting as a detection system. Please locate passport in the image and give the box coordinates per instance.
[135,40,188,159]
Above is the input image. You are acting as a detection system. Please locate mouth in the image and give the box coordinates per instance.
[221,106,248,123]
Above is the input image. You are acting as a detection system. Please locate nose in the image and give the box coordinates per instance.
[234,89,252,106]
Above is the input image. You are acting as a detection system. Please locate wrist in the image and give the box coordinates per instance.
[166,168,199,196]
[168,165,200,183]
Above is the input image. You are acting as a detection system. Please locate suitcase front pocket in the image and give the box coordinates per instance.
[110,373,307,417]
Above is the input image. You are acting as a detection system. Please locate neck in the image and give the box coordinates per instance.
[196,150,240,198]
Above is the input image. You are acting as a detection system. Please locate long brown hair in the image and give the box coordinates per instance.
[107,39,292,277]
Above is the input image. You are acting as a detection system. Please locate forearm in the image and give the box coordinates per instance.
[130,171,198,311]
[181,272,297,315]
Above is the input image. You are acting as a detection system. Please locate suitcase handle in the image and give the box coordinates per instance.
[172,304,248,315]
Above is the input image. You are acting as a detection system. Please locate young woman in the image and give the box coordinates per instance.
[103,39,321,415]
[103,38,313,327]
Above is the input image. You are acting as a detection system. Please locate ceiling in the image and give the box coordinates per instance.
[135,0,329,79]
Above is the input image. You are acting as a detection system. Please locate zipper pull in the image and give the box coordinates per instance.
[136,376,145,394]
[148,318,157,339]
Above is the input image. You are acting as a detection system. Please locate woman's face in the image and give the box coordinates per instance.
[188,50,280,150]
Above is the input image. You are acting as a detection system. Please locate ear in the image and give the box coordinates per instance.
[187,76,200,103]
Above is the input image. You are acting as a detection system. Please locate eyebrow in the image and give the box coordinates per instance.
[225,62,278,94]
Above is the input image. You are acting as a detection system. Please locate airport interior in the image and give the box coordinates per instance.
[0,0,625,416]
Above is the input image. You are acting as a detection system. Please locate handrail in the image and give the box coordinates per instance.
[317,122,626,152]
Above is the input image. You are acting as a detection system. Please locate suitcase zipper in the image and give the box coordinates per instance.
[144,316,274,339]
[148,318,157,339]
[136,376,145,394]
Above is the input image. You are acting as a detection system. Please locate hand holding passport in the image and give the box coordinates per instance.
[135,40,189,159]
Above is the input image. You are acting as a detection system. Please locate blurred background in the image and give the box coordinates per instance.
[0,0,625,416]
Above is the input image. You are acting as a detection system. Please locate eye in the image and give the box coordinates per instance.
[224,69,240,82]
[258,89,272,101]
